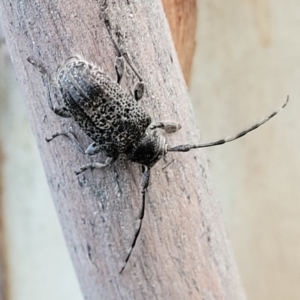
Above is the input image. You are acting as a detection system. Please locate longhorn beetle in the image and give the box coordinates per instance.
[27,17,288,273]
[27,53,288,273]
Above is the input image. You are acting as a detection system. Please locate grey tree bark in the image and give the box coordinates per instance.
[0,0,246,299]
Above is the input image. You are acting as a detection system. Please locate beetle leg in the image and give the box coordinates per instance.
[133,82,145,101]
[46,131,86,154]
[103,12,143,82]
[150,121,182,133]
[75,156,116,175]
[27,56,71,118]
[115,56,126,84]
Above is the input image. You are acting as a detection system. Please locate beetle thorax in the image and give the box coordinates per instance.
[124,129,167,167]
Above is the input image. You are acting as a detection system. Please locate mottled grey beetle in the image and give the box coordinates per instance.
[27,54,288,273]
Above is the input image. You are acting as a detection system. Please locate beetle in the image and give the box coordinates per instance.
[27,54,288,273]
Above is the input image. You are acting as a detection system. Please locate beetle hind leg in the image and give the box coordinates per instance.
[115,56,125,84]
[133,82,145,101]
[27,56,72,118]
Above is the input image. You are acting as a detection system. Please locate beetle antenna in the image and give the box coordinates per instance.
[168,96,289,152]
[120,166,151,274]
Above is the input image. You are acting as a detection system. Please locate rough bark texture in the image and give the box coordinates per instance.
[162,0,197,85]
[0,1,246,299]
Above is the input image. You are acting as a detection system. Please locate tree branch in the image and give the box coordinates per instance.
[0,1,246,299]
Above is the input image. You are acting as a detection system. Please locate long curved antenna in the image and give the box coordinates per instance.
[120,166,151,274]
[168,96,289,152]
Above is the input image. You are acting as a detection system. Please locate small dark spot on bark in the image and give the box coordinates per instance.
[77,174,87,187]
[87,243,92,261]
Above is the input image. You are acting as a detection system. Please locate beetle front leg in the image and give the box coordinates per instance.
[150,121,182,133]
[75,156,116,175]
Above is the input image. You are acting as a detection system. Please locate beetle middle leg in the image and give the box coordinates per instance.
[46,131,116,173]
[46,132,86,154]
